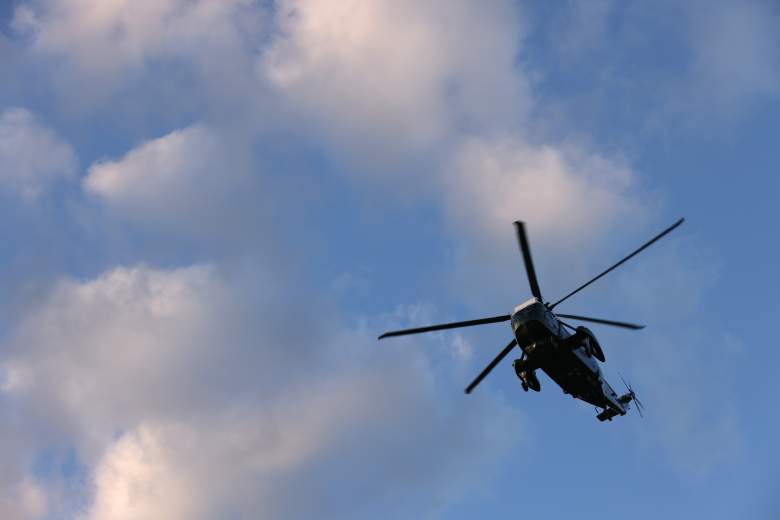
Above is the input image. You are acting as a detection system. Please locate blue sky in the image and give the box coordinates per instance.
[0,1,778,518]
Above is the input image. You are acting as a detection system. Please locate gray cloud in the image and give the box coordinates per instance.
[0,107,76,200]
[683,0,780,114]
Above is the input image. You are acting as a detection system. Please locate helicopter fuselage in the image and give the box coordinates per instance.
[510,298,628,416]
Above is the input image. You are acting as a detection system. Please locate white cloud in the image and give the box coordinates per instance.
[80,386,372,520]
[259,0,647,285]
[2,264,234,453]
[13,0,261,87]
[83,125,265,243]
[11,0,267,117]
[432,133,648,316]
[83,425,196,520]
[0,479,47,520]
[1,263,521,518]
[0,107,76,200]
[445,135,637,247]
[0,401,51,520]
[262,0,529,160]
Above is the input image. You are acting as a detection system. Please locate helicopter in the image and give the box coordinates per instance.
[378,218,684,421]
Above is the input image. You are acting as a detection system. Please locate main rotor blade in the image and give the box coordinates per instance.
[514,221,543,301]
[378,314,511,340]
[550,218,684,309]
[556,314,645,330]
[465,338,518,394]
[558,320,577,332]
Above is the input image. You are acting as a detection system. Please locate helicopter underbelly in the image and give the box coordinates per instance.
[512,313,608,407]
[542,363,603,407]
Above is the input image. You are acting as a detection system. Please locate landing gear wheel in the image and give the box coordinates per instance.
[513,358,541,392]
[526,372,541,392]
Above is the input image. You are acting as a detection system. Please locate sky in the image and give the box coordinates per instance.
[0,0,778,518]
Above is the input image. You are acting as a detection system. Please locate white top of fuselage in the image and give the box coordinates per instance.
[512,297,542,315]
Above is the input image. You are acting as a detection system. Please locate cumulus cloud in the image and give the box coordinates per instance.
[436,134,645,310]
[445,135,638,247]
[0,479,46,520]
[262,0,529,160]
[12,0,265,110]
[80,383,388,520]
[0,107,76,200]
[0,419,48,520]
[83,124,267,245]
[1,264,521,518]
[259,0,644,252]
[2,265,233,451]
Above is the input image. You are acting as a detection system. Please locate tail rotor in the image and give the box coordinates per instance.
[619,373,645,418]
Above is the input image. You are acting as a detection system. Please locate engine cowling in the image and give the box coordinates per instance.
[576,326,605,362]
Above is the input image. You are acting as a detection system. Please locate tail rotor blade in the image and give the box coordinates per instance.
[634,394,646,414]
[634,399,645,418]
[618,373,645,417]
[514,222,543,301]
[550,218,684,309]
[465,338,518,394]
